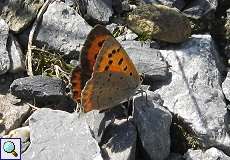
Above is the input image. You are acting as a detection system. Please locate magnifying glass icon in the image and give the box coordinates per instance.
[3,141,18,157]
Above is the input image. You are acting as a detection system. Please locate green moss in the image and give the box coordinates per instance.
[31,47,74,82]
[112,26,126,38]
[136,31,151,41]
[128,0,139,5]
[170,113,203,154]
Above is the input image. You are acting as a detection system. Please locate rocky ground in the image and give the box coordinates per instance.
[1,0,230,160]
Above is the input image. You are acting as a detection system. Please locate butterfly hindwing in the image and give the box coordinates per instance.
[81,71,139,112]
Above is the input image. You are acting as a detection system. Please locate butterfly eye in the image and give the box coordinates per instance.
[129,72,133,76]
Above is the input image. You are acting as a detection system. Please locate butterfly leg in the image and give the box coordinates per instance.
[136,87,148,103]
[121,103,129,121]
[76,102,84,113]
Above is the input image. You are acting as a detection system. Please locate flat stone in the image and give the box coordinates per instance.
[101,119,137,160]
[36,1,92,54]
[166,153,184,160]
[133,91,172,160]
[155,34,230,154]
[126,4,191,43]
[22,108,103,160]
[83,107,126,143]
[82,0,114,23]
[0,94,31,136]
[219,0,230,12]
[121,40,170,82]
[143,0,186,10]
[225,12,230,59]
[183,0,217,19]
[222,71,230,101]
[184,147,230,160]
[0,0,44,33]
[10,75,67,108]
[0,73,24,94]
[8,34,25,73]
[0,19,10,75]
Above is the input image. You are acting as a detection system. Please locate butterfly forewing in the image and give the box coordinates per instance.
[81,25,112,74]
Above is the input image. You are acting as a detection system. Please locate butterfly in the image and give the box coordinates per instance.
[71,25,142,113]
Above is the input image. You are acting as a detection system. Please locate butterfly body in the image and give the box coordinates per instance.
[71,25,141,112]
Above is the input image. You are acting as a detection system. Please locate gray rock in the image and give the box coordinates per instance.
[65,0,75,7]
[112,0,123,15]
[166,153,184,160]
[183,0,217,19]
[81,0,114,23]
[36,1,92,54]
[120,0,133,12]
[10,75,66,107]
[226,110,230,136]
[101,119,137,160]
[22,108,103,160]
[184,147,230,160]
[0,73,24,94]
[126,4,191,43]
[0,19,10,75]
[8,34,25,73]
[106,23,119,33]
[84,110,109,142]
[83,107,126,143]
[143,0,186,10]
[132,91,172,160]
[0,94,31,136]
[219,1,230,12]
[125,30,138,40]
[0,0,44,33]
[222,71,230,101]
[106,24,138,41]
[116,30,138,41]
[121,40,170,82]
[225,12,230,59]
[155,35,230,153]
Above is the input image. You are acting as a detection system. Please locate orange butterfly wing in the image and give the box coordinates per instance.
[71,25,112,102]
[81,37,141,112]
